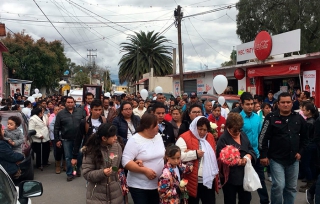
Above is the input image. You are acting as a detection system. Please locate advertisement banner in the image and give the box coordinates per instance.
[23,84,31,96]
[237,29,301,62]
[197,79,205,95]
[10,83,22,97]
[247,64,300,78]
[303,70,316,98]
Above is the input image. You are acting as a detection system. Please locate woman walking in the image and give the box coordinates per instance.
[29,107,50,169]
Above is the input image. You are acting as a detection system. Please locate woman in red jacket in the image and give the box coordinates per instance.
[208,104,226,140]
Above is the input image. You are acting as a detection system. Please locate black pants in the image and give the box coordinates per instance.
[188,182,216,204]
[32,141,50,167]
[51,140,64,161]
[222,182,251,204]
[129,187,159,204]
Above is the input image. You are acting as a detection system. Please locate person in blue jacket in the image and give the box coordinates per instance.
[0,125,24,179]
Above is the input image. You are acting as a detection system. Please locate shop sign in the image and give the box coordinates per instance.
[197,79,205,95]
[237,29,301,62]
[173,73,205,79]
[254,31,272,61]
[247,63,300,78]
[212,71,226,78]
[303,70,316,98]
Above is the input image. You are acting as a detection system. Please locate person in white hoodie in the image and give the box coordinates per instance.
[29,107,50,169]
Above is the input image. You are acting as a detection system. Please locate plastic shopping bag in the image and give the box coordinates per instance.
[243,155,262,192]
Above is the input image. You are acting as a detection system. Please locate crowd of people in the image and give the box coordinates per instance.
[0,88,320,204]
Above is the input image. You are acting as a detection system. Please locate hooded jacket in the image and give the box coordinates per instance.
[4,128,24,153]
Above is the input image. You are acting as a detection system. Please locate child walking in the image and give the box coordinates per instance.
[4,116,24,153]
[158,145,192,204]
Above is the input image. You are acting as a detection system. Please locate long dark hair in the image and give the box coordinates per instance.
[84,123,117,166]
[303,101,319,119]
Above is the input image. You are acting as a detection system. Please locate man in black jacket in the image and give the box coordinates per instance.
[259,92,307,204]
[71,99,106,169]
[54,96,86,181]
[152,102,175,147]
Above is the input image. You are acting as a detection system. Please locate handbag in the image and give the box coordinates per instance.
[243,155,262,192]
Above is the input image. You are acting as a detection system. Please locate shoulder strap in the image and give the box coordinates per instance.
[85,116,90,134]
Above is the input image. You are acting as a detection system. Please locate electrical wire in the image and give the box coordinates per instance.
[183,21,205,64]
[32,0,87,61]
[67,0,133,34]
[188,18,229,59]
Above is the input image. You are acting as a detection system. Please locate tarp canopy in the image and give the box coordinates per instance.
[247,63,300,78]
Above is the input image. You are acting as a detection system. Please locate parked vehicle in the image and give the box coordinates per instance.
[148,92,174,100]
[198,94,240,110]
[0,111,36,182]
[0,164,43,204]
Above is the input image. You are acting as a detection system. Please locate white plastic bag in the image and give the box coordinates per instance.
[243,155,262,192]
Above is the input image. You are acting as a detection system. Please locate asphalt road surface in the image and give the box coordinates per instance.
[30,151,307,204]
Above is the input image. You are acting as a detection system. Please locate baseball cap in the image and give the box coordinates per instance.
[183,93,188,96]
[190,92,197,98]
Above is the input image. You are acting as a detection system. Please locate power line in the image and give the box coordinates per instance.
[0,17,172,24]
[183,21,205,65]
[67,0,133,34]
[183,4,236,18]
[188,18,229,59]
[32,0,87,61]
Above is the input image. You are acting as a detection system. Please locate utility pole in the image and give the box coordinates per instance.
[136,47,139,94]
[87,49,97,85]
[174,5,184,95]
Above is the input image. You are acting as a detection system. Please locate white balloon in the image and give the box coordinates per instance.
[154,86,163,94]
[104,92,111,97]
[218,96,225,105]
[34,88,39,94]
[27,96,35,103]
[213,75,228,94]
[140,89,148,100]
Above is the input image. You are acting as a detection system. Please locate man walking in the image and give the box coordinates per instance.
[259,92,307,204]
[71,99,106,168]
[239,92,270,204]
[152,102,175,147]
[101,97,117,123]
[83,92,94,116]
[54,96,86,181]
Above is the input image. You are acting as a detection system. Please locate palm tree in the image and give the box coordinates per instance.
[118,31,173,84]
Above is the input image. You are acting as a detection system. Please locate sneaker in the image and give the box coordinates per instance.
[67,175,74,182]
[306,189,315,204]
[268,176,272,182]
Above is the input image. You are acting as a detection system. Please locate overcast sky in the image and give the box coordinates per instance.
[0,0,241,84]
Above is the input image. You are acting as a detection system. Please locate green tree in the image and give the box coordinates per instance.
[221,50,237,67]
[2,31,68,90]
[118,31,173,84]
[236,0,320,54]
[72,70,90,87]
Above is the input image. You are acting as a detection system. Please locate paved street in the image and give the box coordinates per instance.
[30,151,307,204]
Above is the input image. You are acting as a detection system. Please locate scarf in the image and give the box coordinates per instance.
[190,116,219,189]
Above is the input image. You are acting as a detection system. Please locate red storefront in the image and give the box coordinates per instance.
[243,54,320,106]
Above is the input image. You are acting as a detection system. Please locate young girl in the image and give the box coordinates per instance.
[158,145,192,204]
[299,101,319,192]
[82,123,123,204]
[4,116,24,153]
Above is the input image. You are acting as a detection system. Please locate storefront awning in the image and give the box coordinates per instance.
[247,63,300,78]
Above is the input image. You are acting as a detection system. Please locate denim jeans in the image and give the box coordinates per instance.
[301,143,318,181]
[129,187,159,204]
[253,159,270,204]
[62,140,82,176]
[270,159,299,204]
